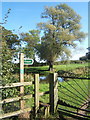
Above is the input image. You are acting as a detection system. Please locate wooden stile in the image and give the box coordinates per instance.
[0,64,59,119]
[0,82,32,89]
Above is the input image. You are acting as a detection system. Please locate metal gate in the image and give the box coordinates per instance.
[58,75,90,120]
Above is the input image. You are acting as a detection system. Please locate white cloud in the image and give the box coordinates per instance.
[70,48,88,60]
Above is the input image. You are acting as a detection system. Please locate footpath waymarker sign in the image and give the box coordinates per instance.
[20,53,25,112]
[24,59,34,65]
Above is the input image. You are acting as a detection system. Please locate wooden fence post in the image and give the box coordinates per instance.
[34,74,39,117]
[18,53,30,119]
[49,73,58,114]
[20,53,24,110]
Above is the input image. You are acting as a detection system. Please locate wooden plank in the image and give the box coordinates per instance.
[0,82,32,89]
[39,102,50,117]
[44,105,50,118]
[58,108,90,118]
[78,99,89,115]
[0,108,31,119]
[34,74,39,117]
[58,110,90,120]
[39,91,49,96]
[0,94,32,104]
[23,94,33,99]
[49,73,58,114]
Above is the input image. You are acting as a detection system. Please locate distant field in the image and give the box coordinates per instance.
[54,63,88,71]
[23,63,88,74]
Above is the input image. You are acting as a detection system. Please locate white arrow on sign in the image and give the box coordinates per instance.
[24,58,34,65]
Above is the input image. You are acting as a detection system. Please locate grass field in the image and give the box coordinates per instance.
[25,79,89,120]
[3,63,89,119]
[39,79,88,104]
[26,63,89,107]
[23,63,88,75]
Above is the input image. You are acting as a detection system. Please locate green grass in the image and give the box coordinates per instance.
[54,63,88,71]
[3,63,89,119]
[34,79,89,119]
[23,63,88,75]
[18,63,89,117]
[26,63,89,110]
[58,79,89,110]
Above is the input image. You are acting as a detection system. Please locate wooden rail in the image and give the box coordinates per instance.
[1,53,58,119]
[78,99,90,115]
[0,108,31,119]
[1,72,58,119]
[0,82,32,89]
[0,91,49,104]
[58,108,90,120]
[0,80,33,119]
[0,94,32,104]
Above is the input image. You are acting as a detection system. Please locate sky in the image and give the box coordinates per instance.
[1,0,89,2]
[1,2,88,61]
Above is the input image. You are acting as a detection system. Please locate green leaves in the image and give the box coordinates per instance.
[36,3,86,70]
[2,26,19,50]
[20,30,40,58]
[1,26,15,86]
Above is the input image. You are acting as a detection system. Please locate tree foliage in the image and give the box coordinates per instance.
[0,9,20,85]
[36,3,86,70]
[1,26,18,85]
[2,26,19,50]
[20,30,40,58]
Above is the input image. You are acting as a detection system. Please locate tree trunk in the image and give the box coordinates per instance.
[48,61,54,71]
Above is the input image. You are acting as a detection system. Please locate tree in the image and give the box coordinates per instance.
[0,8,18,85]
[86,47,90,60]
[2,26,19,50]
[79,47,90,60]
[0,9,20,104]
[36,3,86,71]
[0,9,20,84]
[1,26,19,85]
[20,30,40,58]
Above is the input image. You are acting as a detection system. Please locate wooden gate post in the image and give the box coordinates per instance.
[34,74,39,117]
[49,73,58,114]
